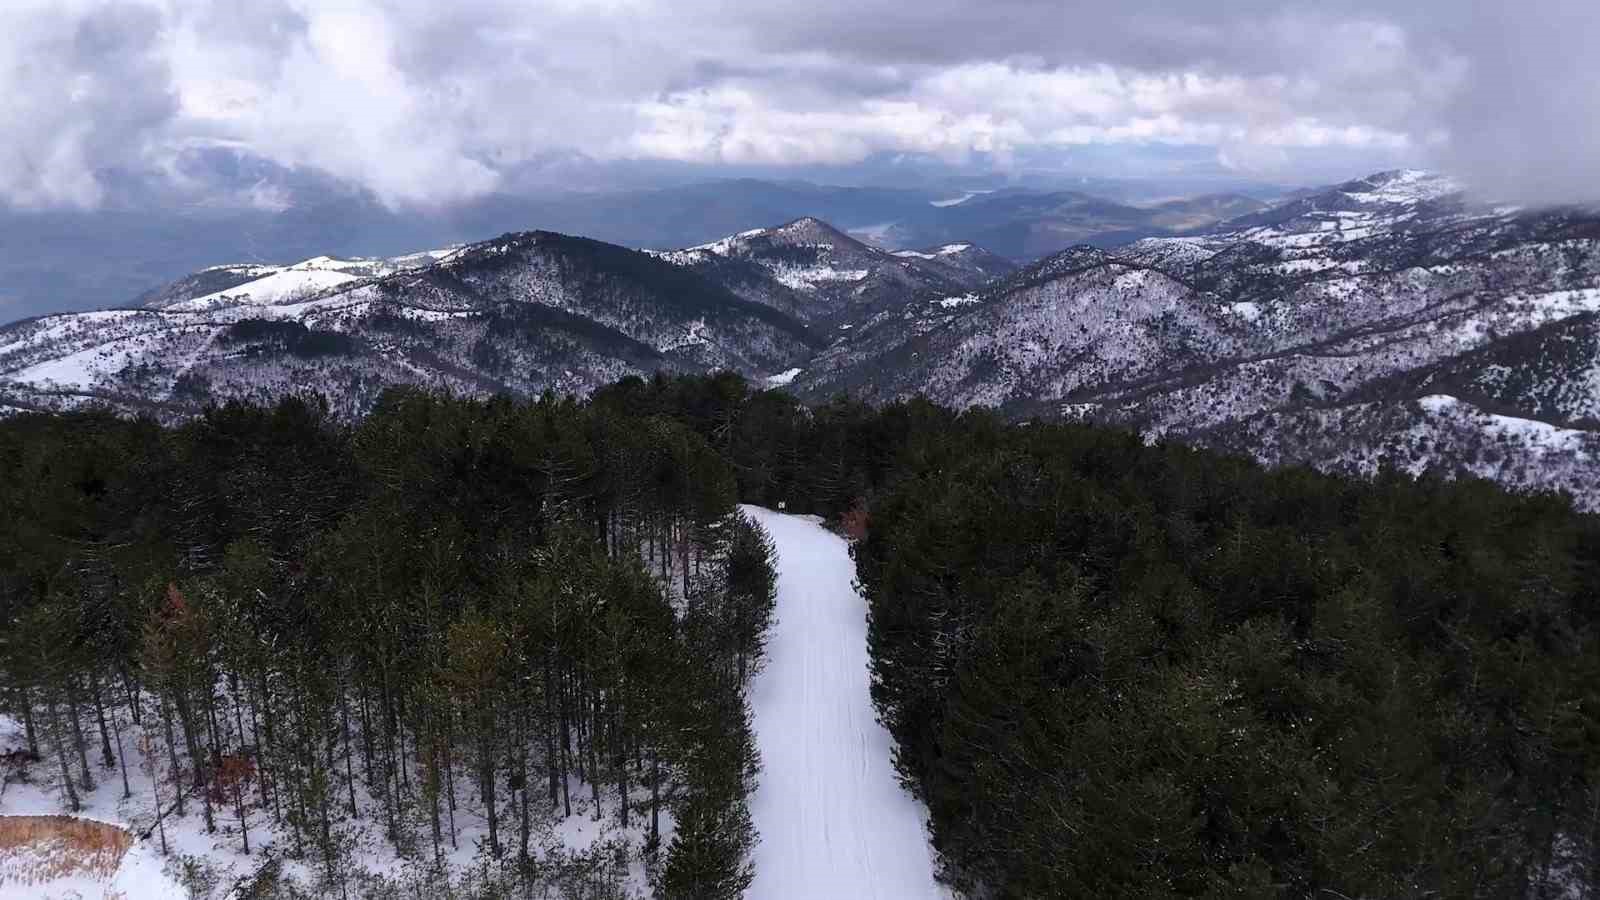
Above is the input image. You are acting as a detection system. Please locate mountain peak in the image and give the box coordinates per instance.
[1339,169,1462,205]
[771,216,859,245]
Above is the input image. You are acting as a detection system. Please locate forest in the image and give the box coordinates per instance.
[0,385,778,897]
[855,416,1600,897]
[604,375,1600,897]
[4,371,1600,898]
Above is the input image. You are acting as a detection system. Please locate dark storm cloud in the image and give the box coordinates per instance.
[0,0,1594,207]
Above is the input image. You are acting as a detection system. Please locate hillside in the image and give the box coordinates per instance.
[0,231,819,419]
[647,217,1008,331]
[795,170,1600,507]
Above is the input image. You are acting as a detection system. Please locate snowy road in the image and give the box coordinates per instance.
[740,506,945,899]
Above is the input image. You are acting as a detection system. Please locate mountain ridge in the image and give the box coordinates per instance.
[791,169,1600,507]
[7,170,1600,508]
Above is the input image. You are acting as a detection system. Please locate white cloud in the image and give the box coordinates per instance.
[0,0,1594,208]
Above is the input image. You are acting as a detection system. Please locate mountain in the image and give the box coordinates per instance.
[647,218,1012,330]
[134,249,463,310]
[9,168,1600,509]
[0,154,1279,323]
[889,241,1020,283]
[0,231,818,419]
[794,169,1600,508]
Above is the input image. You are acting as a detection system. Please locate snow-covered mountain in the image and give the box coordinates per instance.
[0,231,819,419]
[647,217,1011,330]
[794,170,1600,508]
[135,249,464,311]
[6,169,1599,508]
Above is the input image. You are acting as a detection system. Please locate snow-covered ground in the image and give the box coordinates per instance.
[739,506,946,899]
[0,696,663,897]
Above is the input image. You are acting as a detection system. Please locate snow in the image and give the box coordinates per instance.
[688,229,767,257]
[395,306,479,323]
[167,268,363,312]
[935,294,980,309]
[11,338,142,390]
[1417,394,1593,456]
[765,368,803,386]
[771,266,869,291]
[0,311,145,360]
[659,318,711,351]
[1,717,187,899]
[0,696,666,898]
[1229,301,1264,323]
[900,244,974,259]
[739,506,945,900]
[1418,394,1459,414]
[163,248,458,314]
[1342,169,1461,205]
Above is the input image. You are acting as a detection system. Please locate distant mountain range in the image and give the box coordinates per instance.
[792,169,1600,507]
[0,219,1001,419]
[0,232,821,419]
[0,166,1277,321]
[647,217,1015,330]
[4,168,1598,508]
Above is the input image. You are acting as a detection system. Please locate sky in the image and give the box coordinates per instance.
[1,0,1597,210]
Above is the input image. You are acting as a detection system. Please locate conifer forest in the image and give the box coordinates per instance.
[3,372,1599,898]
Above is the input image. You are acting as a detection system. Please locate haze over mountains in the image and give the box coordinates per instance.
[0,152,1280,322]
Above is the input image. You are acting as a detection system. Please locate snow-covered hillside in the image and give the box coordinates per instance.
[649,218,1010,331]
[740,506,945,899]
[795,170,1600,508]
[5,168,1600,508]
[0,232,816,419]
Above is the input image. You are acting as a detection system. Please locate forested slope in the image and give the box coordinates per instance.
[4,372,1600,898]
[856,422,1600,897]
[0,388,778,897]
[595,374,1600,897]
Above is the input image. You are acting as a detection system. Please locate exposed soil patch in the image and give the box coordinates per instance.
[0,815,134,897]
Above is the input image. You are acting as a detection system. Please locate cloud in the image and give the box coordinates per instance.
[0,1,177,208]
[0,0,1595,208]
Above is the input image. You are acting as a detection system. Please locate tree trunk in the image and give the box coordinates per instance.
[650,747,661,851]
[18,687,40,757]
[173,691,203,786]
[544,660,560,807]
[160,697,185,816]
[614,707,628,828]
[89,671,115,768]
[235,772,251,855]
[339,683,359,817]
[427,719,443,870]
[481,717,499,857]
[559,673,573,817]
[588,687,603,821]
[443,712,459,851]
[118,665,142,726]
[66,683,94,792]
[110,705,132,799]
[46,696,81,813]
[519,690,532,867]
[358,679,375,790]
